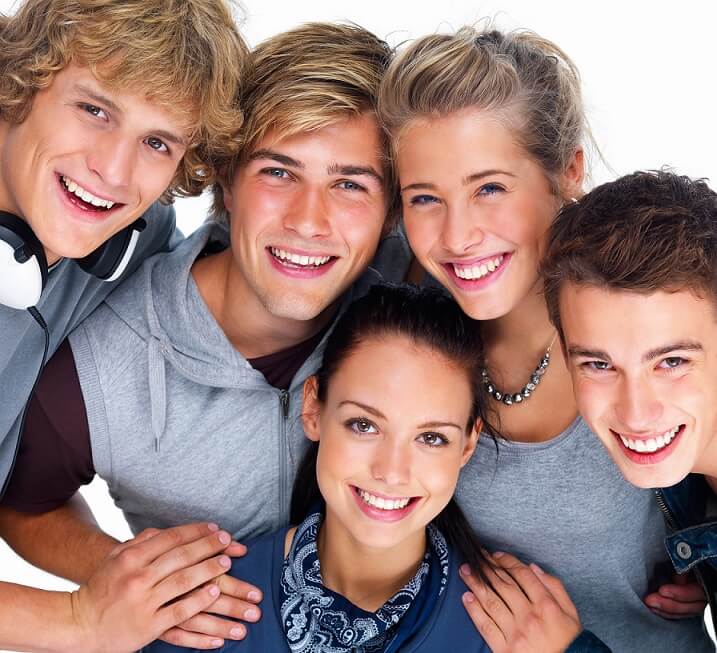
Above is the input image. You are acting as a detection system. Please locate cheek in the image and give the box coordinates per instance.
[573,378,613,420]
[403,213,437,258]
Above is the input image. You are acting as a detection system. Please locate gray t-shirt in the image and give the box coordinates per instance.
[0,202,178,494]
[456,417,714,652]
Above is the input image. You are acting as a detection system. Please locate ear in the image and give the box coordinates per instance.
[302,376,321,442]
[460,419,480,467]
[560,147,585,200]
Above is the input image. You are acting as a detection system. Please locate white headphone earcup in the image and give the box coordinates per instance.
[0,240,44,309]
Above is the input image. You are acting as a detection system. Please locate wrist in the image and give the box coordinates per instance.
[64,588,100,653]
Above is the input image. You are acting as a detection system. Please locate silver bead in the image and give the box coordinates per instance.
[503,395,513,405]
[526,382,536,391]
[494,391,503,401]
[513,393,523,403]
[486,384,495,394]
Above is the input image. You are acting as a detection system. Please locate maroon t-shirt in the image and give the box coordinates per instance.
[2,329,326,513]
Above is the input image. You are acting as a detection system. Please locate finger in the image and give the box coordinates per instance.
[492,553,550,605]
[150,530,232,581]
[176,612,247,640]
[208,594,262,622]
[109,527,159,557]
[154,554,233,606]
[475,559,529,613]
[462,591,508,653]
[530,563,577,617]
[217,573,263,604]
[461,564,517,635]
[658,582,707,603]
[225,541,248,557]
[123,523,225,568]
[645,594,707,617]
[160,627,224,650]
[155,583,221,636]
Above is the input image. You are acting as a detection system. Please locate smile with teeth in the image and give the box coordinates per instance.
[452,255,505,280]
[269,247,333,268]
[616,425,682,454]
[357,488,412,511]
[60,175,116,209]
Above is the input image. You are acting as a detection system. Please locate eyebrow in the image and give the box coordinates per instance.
[416,420,463,431]
[568,341,704,363]
[327,163,383,185]
[401,169,515,193]
[338,401,462,430]
[73,83,187,147]
[249,149,303,168]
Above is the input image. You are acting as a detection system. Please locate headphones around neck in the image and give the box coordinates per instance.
[0,210,146,310]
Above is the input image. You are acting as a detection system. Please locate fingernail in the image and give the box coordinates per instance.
[493,551,505,558]
[230,626,245,639]
[207,523,219,532]
[208,585,220,597]
[248,590,262,602]
[463,591,476,603]
[211,639,223,647]
[647,598,660,609]
[531,562,545,575]
[219,555,231,568]
[460,563,472,576]
[659,589,674,599]
[245,608,260,620]
[218,531,231,545]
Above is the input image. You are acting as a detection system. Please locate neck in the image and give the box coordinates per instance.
[192,248,335,359]
[317,507,427,612]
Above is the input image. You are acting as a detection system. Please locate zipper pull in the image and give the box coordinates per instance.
[280,390,290,418]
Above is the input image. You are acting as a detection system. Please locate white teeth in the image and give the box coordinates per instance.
[453,255,504,280]
[270,247,332,267]
[358,489,410,511]
[619,426,681,454]
[61,176,115,209]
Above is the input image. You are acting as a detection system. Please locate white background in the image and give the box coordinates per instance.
[1,0,716,649]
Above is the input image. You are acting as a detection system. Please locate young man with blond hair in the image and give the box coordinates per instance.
[542,169,717,630]
[0,0,249,650]
[2,21,409,650]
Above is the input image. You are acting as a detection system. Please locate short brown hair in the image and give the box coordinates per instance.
[542,170,717,336]
[213,22,395,223]
[0,0,249,201]
[378,27,587,195]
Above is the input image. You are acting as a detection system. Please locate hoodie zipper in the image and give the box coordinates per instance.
[278,390,290,527]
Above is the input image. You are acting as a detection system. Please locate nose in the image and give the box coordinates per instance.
[440,203,485,254]
[283,186,332,239]
[614,375,663,433]
[370,438,410,487]
[86,133,135,190]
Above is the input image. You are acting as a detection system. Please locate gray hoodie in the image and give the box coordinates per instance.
[69,223,410,539]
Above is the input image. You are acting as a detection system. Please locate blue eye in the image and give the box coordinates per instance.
[659,357,686,370]
[477,183,504,196]
[145,136,169,153]
[263,168,290,179]
[583,360,612,372]
[80,103,108,120]
[408,194,439,207]
[338,180,366,192]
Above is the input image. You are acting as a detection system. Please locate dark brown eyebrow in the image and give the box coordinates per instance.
[401,169,515,194]
[339,400,386,420]
[248,149,304,168]
[73,83,187,147]
[568,341,704,364]
[327,163,383,185]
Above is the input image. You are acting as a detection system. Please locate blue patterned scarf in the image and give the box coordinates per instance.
[279,510,449,653]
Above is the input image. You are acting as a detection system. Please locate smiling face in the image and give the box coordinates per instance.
[560,282,717,488]
[302,334,477,551]
[0,64,189,264]
[222,112,386,322]
[397,108,581,320]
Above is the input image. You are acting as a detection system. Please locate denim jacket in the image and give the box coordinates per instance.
[657,474,717,632]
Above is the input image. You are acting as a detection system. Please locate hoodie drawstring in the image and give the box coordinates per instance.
[148,337,167,452]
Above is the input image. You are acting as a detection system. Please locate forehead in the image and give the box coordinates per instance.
[560,283,717,357]
[396,108,538,180]
[327,334,473,416]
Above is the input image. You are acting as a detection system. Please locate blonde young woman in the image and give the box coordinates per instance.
[378,28,714,652]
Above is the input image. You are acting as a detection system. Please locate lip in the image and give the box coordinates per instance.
[266,246,338,279]
[350,484,421,523]
[611,424,685,465]
[56,173,124,223]
[441,252,512,292]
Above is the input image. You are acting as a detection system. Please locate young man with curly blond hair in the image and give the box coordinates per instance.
[0,0,248,650]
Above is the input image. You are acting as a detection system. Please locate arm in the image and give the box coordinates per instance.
[0,522,231,653]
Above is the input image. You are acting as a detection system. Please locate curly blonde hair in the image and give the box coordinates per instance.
[0,0,249,201]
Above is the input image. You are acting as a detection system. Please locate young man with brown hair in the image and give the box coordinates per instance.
[0,0,249,650]
[542,169,717,628]
[1,21,409,650]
